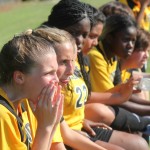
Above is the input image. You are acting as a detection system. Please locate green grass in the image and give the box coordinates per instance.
[0,0,111,49]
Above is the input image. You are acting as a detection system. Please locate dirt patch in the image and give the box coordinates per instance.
[0,2,20,12]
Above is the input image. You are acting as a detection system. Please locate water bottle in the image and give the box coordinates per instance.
[137,78,150,91]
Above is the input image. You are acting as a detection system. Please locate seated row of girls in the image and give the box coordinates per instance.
[0,1,138,150]
[0,18,119,150]
[106,1,150,116]
[0,0,149,150]
[42,0,150,149]
[84,1,150,135]
[87,2,150,125]
[32,27,115,150]
[0,1,114,150]
[0,4,115,149]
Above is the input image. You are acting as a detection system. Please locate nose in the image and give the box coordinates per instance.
[53,73,59,83]
[93,38,98,46]
[145,51,149,59]
[127,41,134,49]
[76,35,84,49]
[67,61,74,76]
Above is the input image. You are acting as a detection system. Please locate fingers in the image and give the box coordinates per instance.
[52,93,64,124]
[52,85,62,106]
[84,124,96,136]
[57,94,64,118]
[132,89,141,94]
[97,123,112,130]
[90,122,112,130]
[125,77,141,89]
[37,83,55,109]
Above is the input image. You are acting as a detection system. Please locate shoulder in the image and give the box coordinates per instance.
[0,104,17,134]
[0,104,14,119]
[88,47,103,60]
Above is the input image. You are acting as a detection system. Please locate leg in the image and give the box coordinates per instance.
[95,140,125,150]
[119,101,150,116]
[109,130,149,150]
[85,103,115,125]
[85,103,150,132]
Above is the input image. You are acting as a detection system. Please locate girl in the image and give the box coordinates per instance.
[0,31,63,150]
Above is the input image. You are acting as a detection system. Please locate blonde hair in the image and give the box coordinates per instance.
[0,29,55,84]
[33,26,76,54]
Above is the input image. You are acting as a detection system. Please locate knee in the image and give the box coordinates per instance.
[85,104,115,125]
[135,135,149,150]
[85,103,111,121]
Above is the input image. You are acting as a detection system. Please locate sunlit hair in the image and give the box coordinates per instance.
[134,28,150,52]
[100,14,137,40]
[99,1,134,18]
[41,0,93,95]
[0,29,55,84]
[86,3,106,27]
[43,0,92,29]
[33,26,76,54]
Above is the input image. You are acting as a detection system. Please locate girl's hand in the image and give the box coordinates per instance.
[34,83,63,130]
[119,76,141,100]
[82,119,112,137]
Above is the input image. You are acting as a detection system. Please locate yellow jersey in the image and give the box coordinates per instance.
[62,61,88,130]
[0,88,62,150]
[88,42,118,92]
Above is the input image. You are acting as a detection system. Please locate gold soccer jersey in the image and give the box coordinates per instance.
[62,61,88,130]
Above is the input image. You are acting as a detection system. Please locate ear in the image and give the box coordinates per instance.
[13,71,25,84]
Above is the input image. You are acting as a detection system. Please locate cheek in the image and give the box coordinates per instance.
[31,79,48,100]
[57,67,64,79]
[84,39,90,47]
[40,77,52,86]
[86,39,94,50]
[134,53,143,60]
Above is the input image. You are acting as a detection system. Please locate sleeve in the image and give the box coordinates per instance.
[0,105,27,150]
[88,49,115,92]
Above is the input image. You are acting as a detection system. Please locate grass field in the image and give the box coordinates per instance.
[0,0,111,49]
[0,0,150,72]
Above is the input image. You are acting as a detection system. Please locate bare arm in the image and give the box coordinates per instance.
[136,0,150,25]
[51,142,66,150]
[129,94,150,105]
[60,120,107,150]
[118,94,150,116]
[87,78,137,105]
